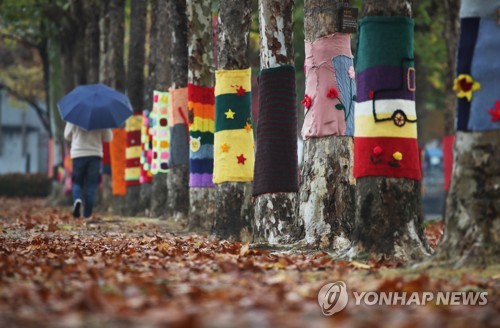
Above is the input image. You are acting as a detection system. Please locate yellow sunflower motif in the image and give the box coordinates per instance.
[453,74,480,102]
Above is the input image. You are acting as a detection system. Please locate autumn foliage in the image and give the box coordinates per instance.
[0,198,498,327]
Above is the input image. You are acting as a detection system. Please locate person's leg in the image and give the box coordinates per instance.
[83,156,101,218]
[71,157,85,218]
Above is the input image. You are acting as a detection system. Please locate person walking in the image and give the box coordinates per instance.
[64,122,113,219]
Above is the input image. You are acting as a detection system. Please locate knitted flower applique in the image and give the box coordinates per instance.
[453,74,480,102]
[301,94,312,109]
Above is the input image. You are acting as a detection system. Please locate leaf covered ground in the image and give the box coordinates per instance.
[0,198,498,327]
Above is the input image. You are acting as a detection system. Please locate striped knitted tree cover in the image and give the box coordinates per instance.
[151,90,170,174]
[354,16,421,181]
[110,129,127,195]
[213,68,254,183]
[125,113,142,187]
[455,0,500,131]
[301,33,355,139]
[253,65,298,196]
[102,142,111,175]
[140,110,153,184]
[188,83,215,187]
[168,87,190,167]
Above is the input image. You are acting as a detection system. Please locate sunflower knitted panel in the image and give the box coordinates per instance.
[151,91,170,174]
[168,87,190,167]
[455,18,480,131]
[140,110,153,184]
[253,65,298,196]
[188,83,215,188]
[354,16,421,181]
[213,68,254,183]
[110,128,127,195]
[301,33,353,139]
[125,113,142,187]
[467,19,500,131]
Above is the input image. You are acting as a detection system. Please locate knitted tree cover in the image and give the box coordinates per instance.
[188,83,215,188]
[354,16,421,181]
[140,110,153,184]
[151,91,170,174]
[168,87,190,167]
[253,65,298,196]
[125,113,142,187]
[110,129,127,195]
[301,33,354,139]
[213,68,254,183]
[456,1,500,132]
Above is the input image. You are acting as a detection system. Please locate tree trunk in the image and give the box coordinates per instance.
[434,132,500,267]
[442,0,459,206]
[124,0,147,217]
[434,1,500,267]
[166,0,190,222]
[84,1,100,84]
[350,0,431,262]
[212,0,254,242]
[150,0,172,218]
[297,0,355,252]
[187,0,216,232]
[70,0,87,86]
[99,0,113,213]
[139,0,158,216]
[108,0,127,214]
[253,0,299,244]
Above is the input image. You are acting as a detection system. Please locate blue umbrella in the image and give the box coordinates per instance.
[58,83,133,131]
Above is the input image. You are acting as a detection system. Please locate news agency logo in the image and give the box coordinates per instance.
[317,281,349,316]
[318,281,488,316]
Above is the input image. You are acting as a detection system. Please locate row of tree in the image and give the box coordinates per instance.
[0,0,497,267]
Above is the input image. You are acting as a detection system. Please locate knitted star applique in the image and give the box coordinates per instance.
[225,109,235,119]
[221,143,230,153]
[244,122,252,132]
[236,86,246,97]
[236,154,246,164]
[488,101,500,122]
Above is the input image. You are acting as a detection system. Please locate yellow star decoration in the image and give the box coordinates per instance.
[244,122,252,133]
[221,143,230,153]
[225,109,235,119]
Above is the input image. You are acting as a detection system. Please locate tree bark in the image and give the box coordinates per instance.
[443,0,459,137]
[434,131,500,267]
[297,0,355,252]
[150,0,171,218]
[187,0,216,232]
[139,0,158,216]
[253,0,300,244]
[167,0,190,222]
[70,0,87,86]
[84,0,100,84]
[108,0,127,214]
[98,0,113,213]
[125,0,147,217]
[212,0,254,242]
[350,0,431,262]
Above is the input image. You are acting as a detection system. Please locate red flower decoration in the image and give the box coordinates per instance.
[373,146,383,156]
[369,90,374,99]
[301,94,312,109]
[488,101,500,122]
[236,86,246,97]
[326,87,339,99]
